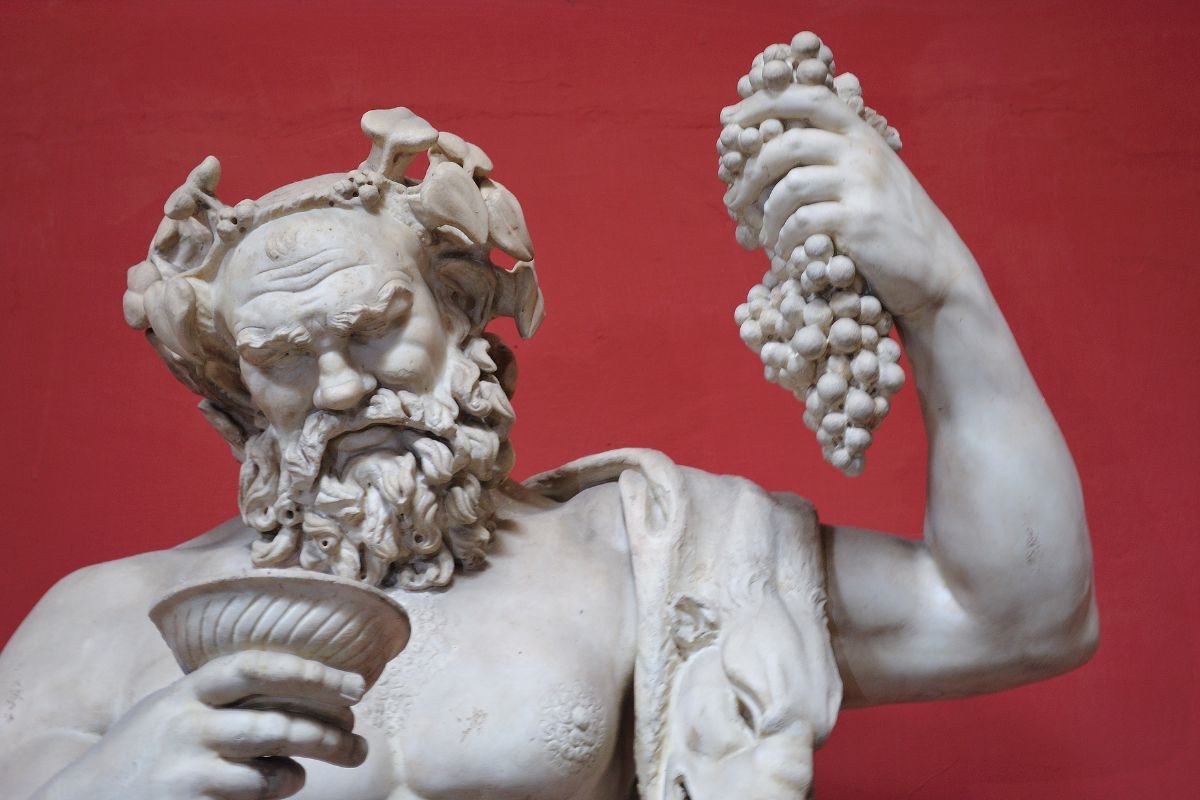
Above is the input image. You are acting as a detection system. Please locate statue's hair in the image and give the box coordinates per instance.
[122,108,543,458]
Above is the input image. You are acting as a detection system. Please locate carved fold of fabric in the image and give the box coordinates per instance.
[525,449,842,799]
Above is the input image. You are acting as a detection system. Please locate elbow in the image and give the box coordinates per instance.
[1002,517,1100,679]
[1057,596,1101,672]
[1016,593,1100,681]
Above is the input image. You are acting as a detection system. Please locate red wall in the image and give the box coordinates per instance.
[1,1,1197,796]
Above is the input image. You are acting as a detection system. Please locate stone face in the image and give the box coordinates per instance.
[0,32,1097,800]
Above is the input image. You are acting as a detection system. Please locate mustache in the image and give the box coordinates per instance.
[283,387,462,493]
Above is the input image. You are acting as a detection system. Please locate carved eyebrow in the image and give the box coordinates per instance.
[327,279,414,336]
[236,323,313,359]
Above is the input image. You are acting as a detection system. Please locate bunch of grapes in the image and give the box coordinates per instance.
[718,31,906,477]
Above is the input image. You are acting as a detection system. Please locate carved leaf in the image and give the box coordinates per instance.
[480,179,534,261]
[431,131,495,178]
[410,161,489,244]
[431,131,469,164]
[143,276,200,361]
[491,261,544,338]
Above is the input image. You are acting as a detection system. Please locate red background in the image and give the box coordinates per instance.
[1,1,1197,796]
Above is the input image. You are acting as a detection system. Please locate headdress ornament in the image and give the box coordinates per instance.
[122,108,542,452]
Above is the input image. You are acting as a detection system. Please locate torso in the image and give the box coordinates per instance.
[111,482,639,800]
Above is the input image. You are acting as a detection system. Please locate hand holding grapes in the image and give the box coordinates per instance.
[718,32,981,474]
[720,32,974,318]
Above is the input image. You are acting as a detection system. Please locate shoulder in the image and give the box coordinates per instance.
[522,447,768,501]
[16,517,254,633]
[523,448,814,526]
[518,450,822,585]
[0,518,254,729]
[499,474,630,560]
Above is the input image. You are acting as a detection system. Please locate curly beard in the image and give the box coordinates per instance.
[236,336,515,590]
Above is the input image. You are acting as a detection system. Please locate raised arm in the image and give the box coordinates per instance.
[722,77,1098,708]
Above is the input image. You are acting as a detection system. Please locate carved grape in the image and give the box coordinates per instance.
[718,32,907,476]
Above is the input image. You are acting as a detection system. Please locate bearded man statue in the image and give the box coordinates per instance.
[214,208,515,591]
[0,53,1097,800]
[123,109,540,594]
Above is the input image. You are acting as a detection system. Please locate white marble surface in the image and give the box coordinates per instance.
[0,32,1097,800]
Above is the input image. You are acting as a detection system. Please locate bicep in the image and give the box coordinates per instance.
[822,523,1053,708]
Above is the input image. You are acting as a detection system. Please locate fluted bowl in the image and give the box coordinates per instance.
[150,569,410,689]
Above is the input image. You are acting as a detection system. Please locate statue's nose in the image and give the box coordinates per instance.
[313,349,376,411]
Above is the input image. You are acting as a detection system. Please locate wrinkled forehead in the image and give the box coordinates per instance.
[215,208,425,314]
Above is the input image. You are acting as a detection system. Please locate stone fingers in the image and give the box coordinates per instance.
[725,127,842,211]
[204,707,369,766]
[720,83,858,132]
[190,650,367,710]
[200,756,307,800]
[775,203,844,260]
[761,167,842,250]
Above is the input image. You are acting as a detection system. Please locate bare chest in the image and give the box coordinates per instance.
[296,505,637,799]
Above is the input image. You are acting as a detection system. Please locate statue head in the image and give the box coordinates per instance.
[123,109,544,590]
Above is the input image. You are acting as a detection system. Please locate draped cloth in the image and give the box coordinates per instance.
[525,449,842,799]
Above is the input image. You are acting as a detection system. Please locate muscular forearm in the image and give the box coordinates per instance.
[900,244,1096,647]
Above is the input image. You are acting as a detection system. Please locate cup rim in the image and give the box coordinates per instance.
[149,568,411,682]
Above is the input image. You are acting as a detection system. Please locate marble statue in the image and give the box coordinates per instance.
[0,32,1097,800]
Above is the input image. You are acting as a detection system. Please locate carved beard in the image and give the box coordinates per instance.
[236,337,515,590]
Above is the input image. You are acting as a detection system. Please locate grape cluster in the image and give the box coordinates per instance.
[718,32,905,476]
